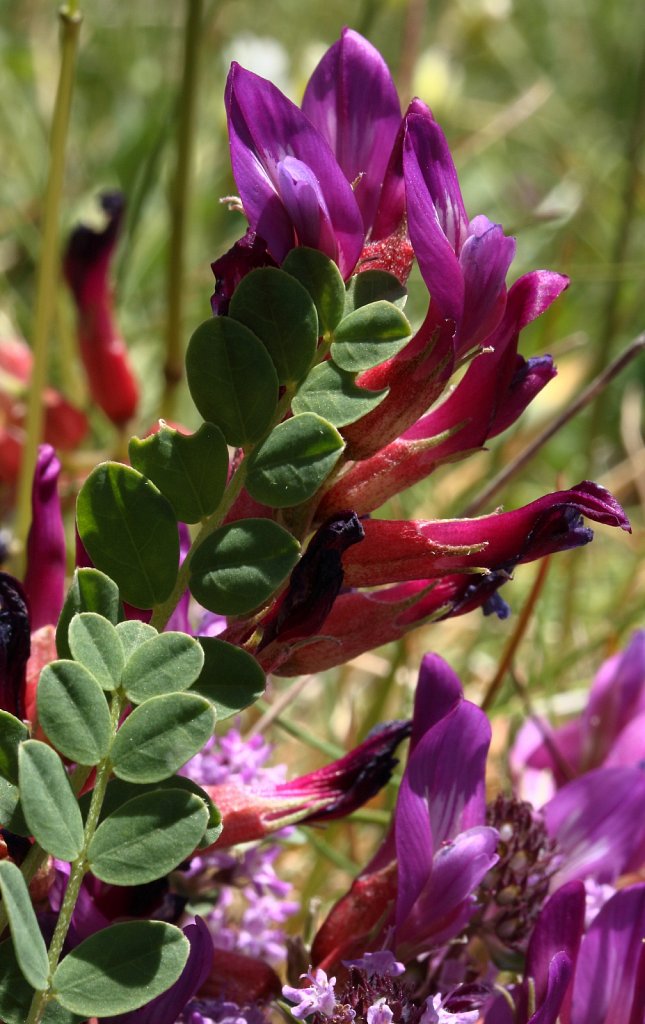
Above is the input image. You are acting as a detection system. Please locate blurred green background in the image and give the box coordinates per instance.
[1,0,643,824]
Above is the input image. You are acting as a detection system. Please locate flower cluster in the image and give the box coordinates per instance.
[209,28,629,676]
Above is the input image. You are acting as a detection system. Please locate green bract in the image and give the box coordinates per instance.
[87,789,209,885]
[332,299,412,372]
[110,692,216,783]
[18,742,84,861]
[281,247,346,334]
[129,422,229,524]
[245,412,345,508]
[292,359,388,427]
[120,631,204,703]
[188,518,300,615]
[186,317,278,446]
[37,660,112,765]
[76,463,179,609]
[53,921,189,1017]
[229,266,318,384]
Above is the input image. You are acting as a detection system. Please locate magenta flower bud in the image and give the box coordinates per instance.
[23,444,66,630]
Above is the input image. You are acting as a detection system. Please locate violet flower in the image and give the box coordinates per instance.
[511,630,645,802]
[404,111,516,355]
[312,654,499,968]
[23,444,66,631]
[225,63,364,278]
[484,881,645,1024]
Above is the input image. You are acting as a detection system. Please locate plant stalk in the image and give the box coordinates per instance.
[13,5,82,576]
[162,0,204,419]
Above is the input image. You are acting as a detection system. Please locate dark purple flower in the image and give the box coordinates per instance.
[0,571,30,718]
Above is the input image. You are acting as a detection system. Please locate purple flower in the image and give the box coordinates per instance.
[312,654,499,967]
[512,630,645,802]
[23,444,66,630]
[484,882,645,1024]
[301,28,402,234]
[404,112,516,354]
[283,968,339,1019]
[225,63,364,277]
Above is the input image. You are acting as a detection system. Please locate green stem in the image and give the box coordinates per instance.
[150,384,296,632]
[150,457,248,631]
[25,695,124,1024]
[13,5,82,576]
[162,0,204,420]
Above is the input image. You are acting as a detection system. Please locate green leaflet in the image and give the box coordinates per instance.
[76,463,179,610]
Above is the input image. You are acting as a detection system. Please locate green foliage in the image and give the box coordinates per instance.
[110,692,216,783]
[189,519,300,615]
[37,660,112,765]
[229,266,319,384]
[332,300,412,372]
[245,412,345,508]
[0,711,29,784]
[87,788,209,884]
[282,247,346,334]
[115,619,158,658]
[186,317,279,446]
[344,269,408,313]
[0,778,29,836]
[193,636,266,719]
[56,569,123,660]
[0,861,50,990]
[0,939,37,1024]
[129,422,229,523]
[68,612,124,691]
[77,463,179,609]
[18,742,84,860]
[52,921,189,1016]
[95,776,222,849]
[292,359,389,427]
[120,631,204,703]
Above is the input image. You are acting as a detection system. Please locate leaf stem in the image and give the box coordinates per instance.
[25,693,124,1024]
[12,5,82,576]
